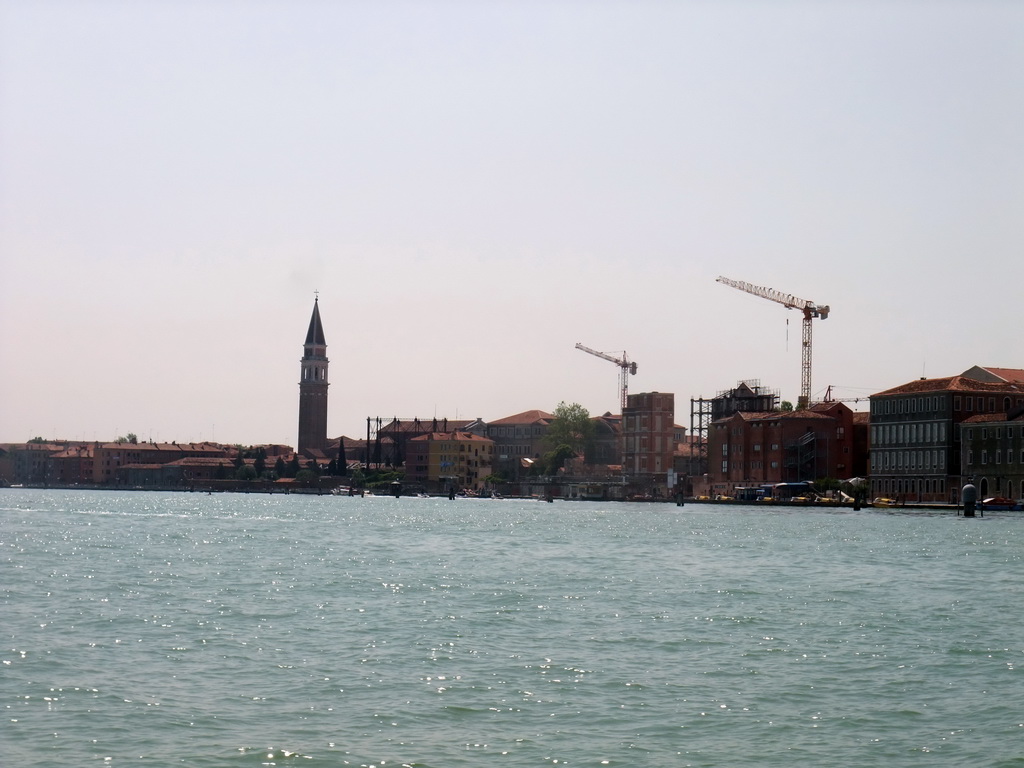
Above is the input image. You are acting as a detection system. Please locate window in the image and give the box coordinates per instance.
[989,398,996,412]
[996,450,1002,465]
[954,396,961,410]
[721,460,728,473]
[981,450,988,465]
[966,397,974,412]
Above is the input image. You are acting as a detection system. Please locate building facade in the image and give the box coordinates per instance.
[960,412,1024,501]
[484,410,554,479]
[868,370,1024,503]
[707,402,857,493]
[298,297,330,455]
[622,392,675,481]
[404,431,494,492]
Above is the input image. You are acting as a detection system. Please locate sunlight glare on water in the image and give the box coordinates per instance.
[3,489,1024,767]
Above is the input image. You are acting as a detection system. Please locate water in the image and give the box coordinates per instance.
[3,490,1024,767]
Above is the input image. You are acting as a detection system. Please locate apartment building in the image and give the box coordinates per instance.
[960,412,1024,501]
[622,392,675,480]
[868,368,1024,502]
[405,431,494,492]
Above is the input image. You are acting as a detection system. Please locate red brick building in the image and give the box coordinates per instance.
[622,392,675,483]
[707,401,858,495]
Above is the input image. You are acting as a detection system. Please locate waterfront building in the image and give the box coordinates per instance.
[868,368,1024,503]
[91,442,227,485]
[960,411,1024,501]
[50,444,94,485]
[622,392,675,483]
[707,401,857,494]
[298,297,329,455]
[485,410,554,479]
[0,441,71,485]
[369,417,473,468]
[690,380,780,480]
[404,431,494,493]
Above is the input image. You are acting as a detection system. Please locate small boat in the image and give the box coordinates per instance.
[981,497,1018,511]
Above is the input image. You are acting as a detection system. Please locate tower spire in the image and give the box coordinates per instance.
[298,296,329,455]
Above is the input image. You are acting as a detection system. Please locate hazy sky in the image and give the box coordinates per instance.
[2,0,1022,447]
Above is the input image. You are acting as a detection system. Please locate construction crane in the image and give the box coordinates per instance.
[716,276,830,410]
[575,343,637,411]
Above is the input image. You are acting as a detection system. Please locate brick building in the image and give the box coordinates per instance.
[622,392,675,483]
[707,401,858,494]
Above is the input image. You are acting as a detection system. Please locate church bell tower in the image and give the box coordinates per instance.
[298,296,329,454]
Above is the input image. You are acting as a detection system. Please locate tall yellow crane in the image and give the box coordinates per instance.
[575,343,637,411]
[716,276,830,410]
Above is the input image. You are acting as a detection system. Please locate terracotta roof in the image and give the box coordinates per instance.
[852,412,871,425]
[874,376,1024,396]
[51,446,93,458]
[962,412,1024,424]
[488,410,554,425]
[980,367,1024,384]
[734,411,779,421]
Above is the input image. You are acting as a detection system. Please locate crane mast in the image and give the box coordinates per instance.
[574,343,637,411]
[715,276,830,410]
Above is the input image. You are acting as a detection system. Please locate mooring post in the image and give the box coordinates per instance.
[962,479,977,518]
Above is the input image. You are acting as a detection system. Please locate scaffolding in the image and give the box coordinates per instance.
[690,380,780,478]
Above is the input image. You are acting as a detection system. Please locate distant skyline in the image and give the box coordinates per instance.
[2,1,1022,446]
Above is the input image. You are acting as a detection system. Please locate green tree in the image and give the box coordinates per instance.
[274,456,287,477]
[539,443,576,475]
[236,464,257,481]
[779,401,794,412]
[254,448,266,478]
[116,433,138,444]
[545,401,594,455]
[295,468,318,486]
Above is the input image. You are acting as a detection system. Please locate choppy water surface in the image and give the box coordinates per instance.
[3,490,1024,767]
